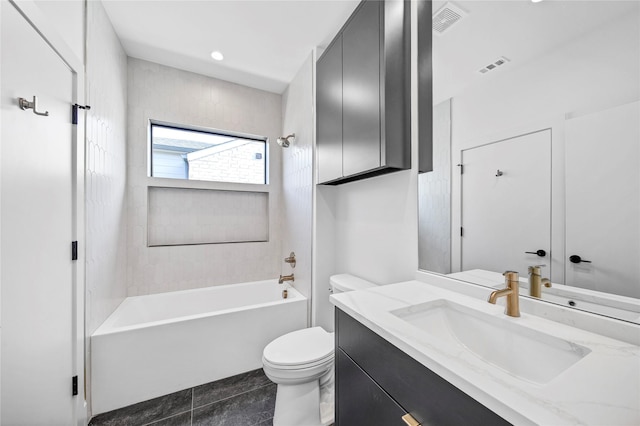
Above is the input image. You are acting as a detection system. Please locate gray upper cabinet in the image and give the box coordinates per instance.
[316,0,411,185]
[342,0,381,177]
[317,34,343,184]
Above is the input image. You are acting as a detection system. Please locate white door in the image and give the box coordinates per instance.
[461,129,552,280]
[1,1,76,424]
[565,101,640,299]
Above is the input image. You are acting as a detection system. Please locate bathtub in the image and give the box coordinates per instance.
[91,280,307,415]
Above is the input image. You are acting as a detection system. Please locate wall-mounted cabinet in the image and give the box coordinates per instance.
[316,0,411,185]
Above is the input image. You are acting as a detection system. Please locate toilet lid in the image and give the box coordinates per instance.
[263,327,334,366]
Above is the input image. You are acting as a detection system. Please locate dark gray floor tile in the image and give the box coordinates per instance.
[193,368,272,408]
[192,383,277,426]
[145,411,192,426]
[253,419,273,426]
[89,389,192,426]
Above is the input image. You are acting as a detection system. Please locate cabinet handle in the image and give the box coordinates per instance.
[402,413,421,426]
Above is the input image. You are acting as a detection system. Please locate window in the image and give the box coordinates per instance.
[150,123,267,184]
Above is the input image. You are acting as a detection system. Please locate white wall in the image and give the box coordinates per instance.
[448,12,639,286]
[334,171,418,284]
[126,58,283,296]
[85,0,128,416]
[281,53,314,316]
[451,13,639,148]
[34,0,84,64]
[315,166,418,333]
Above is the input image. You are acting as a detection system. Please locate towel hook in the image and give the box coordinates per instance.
[18,96,49,117]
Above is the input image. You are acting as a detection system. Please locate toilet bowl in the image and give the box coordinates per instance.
[263,327,334,426]
[262,274,376,426]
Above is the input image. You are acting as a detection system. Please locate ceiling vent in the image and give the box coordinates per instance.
[478,56,511,74]
[432,2,467,36]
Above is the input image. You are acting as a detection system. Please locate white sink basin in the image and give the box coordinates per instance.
[391,299,591,384]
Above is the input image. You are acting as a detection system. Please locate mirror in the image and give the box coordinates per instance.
[419,0,640,323]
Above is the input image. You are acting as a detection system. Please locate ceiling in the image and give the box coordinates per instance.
[101,0,360,94]
[102,0,638,96]
[432,0,639,104]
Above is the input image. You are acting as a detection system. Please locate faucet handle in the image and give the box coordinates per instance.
[502,271,519,289]
[528,264,546,274]
[284,252,296,268]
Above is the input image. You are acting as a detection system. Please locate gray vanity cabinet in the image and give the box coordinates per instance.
[336,308,512,426]
[337,350,408,424]
[316,0,411,185]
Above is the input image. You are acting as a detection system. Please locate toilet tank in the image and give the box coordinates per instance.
[329,274,377,293]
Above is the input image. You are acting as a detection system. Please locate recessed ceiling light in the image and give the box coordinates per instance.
[531,0,544,3]
[210,51,224,61]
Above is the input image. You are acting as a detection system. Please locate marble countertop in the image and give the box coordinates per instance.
[330,279,640,425]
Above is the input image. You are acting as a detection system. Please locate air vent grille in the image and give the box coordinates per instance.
[478,56,511,74]
[432,2,467,35]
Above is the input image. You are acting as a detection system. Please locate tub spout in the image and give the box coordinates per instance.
[279,274,294,284]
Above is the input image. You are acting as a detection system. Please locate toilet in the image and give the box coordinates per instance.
[262,274,376,426]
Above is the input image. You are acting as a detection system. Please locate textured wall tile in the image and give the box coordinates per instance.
[127,58,282,295]
[418,100,452,274]
[85,0,128,416]
[147,187,269,246]
[280,54,314,304]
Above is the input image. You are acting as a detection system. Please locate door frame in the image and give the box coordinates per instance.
[459,128,552,277]
[3,1,87,424]
[451,115,566,285]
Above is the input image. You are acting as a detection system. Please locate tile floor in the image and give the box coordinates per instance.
[89,369,276,426]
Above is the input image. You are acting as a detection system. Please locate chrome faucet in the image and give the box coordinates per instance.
[528,265,552,298]
[488,271,521,317]
[278,273,294,284]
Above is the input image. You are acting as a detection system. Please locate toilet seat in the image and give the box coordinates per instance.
[263,327,334,368]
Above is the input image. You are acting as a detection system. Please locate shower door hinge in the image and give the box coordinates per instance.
[72,376,78,396]
[72,104,91,125]
[71,241,78,261]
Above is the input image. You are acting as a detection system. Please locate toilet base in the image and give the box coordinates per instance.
[273,380,327,426]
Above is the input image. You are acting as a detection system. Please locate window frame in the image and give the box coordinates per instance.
[148,119,269,186]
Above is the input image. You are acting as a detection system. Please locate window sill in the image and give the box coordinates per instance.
[146,176,271,193]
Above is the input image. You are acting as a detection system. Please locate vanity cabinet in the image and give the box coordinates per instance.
[335,308,511,426]
[316,0,411,185]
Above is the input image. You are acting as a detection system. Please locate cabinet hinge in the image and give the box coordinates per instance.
[72,375,78,396]
[71,241,78,261]
[72,104,91,125]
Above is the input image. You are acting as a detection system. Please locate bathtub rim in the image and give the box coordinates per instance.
[92,279,305,337]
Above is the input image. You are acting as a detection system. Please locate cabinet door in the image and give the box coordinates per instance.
[337,309,511,426]
[342,0,381,177]
[337,349,407,425]
[317,37,344,183]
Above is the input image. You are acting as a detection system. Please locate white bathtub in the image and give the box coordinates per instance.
[91,280,307,415]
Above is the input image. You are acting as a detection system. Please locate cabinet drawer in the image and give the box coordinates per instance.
[336,349,407,425]
[336,309,511,426]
